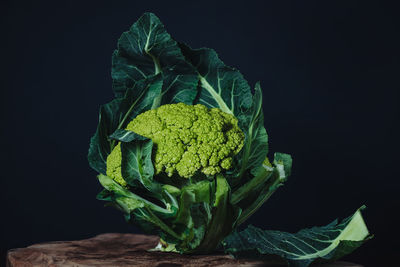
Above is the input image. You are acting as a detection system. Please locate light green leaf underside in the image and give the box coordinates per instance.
[223,206,372,267]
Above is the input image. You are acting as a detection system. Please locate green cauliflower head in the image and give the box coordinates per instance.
[107,103,244,185]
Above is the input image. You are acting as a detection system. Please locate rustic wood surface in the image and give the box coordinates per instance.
[7,233,363,267]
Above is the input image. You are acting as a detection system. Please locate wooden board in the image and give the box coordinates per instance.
[7,233,363,267]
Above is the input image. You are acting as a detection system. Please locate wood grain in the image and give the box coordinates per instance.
[6,233,363,267]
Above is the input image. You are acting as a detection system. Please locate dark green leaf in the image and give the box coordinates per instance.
[88,131,106,174]
[119,74,163,126]
[231,158,273,207]
[179,43,252,122]
[223,206,372,267]
[237,82,269,178]
[193,175,241,253]
[235,153,292,225]
[133,207,183,241]
[88,98,123,174]
[88,75,163,173]
[120,139,160,194]
[109,129,146,143]
[112,12,198,100]
[158,71,199,106]
[96,189,113,201]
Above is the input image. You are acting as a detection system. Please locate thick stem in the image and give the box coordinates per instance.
[231,165,273,205]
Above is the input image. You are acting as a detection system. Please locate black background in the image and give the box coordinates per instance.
[1,1,399,266]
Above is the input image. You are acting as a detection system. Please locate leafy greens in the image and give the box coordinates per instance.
[88,12,371,266]
[224,206,372,266]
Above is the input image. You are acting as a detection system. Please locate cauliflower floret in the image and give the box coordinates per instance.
[106,143,127,186]
[107,103,244,182]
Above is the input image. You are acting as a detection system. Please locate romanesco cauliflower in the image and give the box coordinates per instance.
[106,103,244,185]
